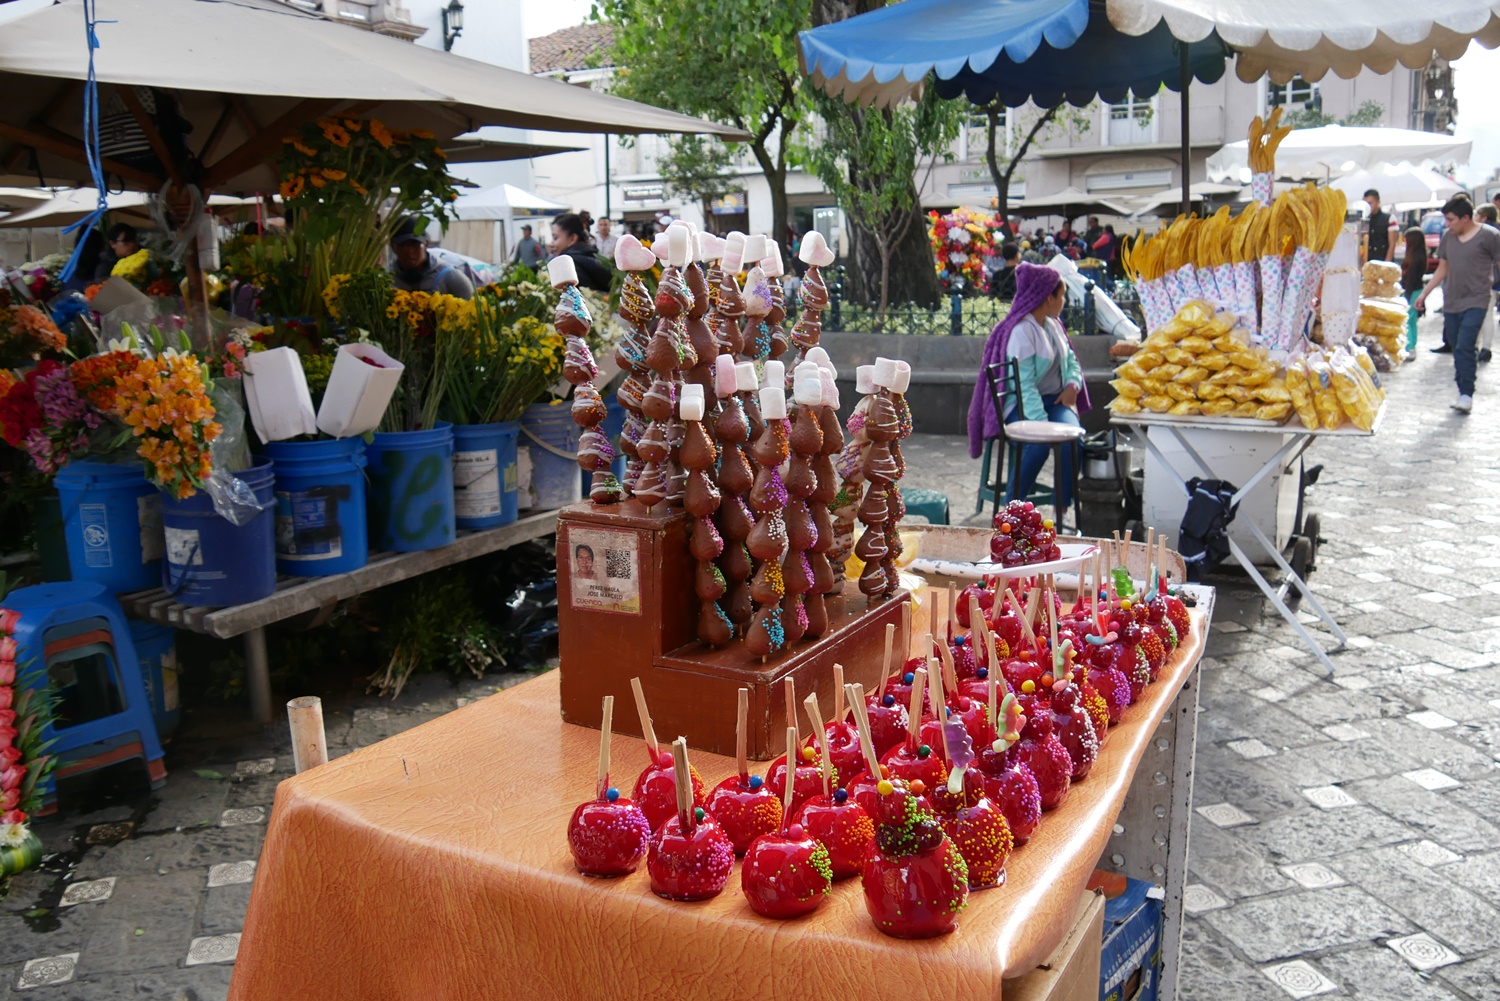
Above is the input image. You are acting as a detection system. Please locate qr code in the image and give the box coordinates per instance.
[604,549,633,580]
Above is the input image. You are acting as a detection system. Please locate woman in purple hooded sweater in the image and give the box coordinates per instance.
[967,263,1090,523]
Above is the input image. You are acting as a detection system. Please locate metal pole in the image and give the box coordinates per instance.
[245,626,272,724]
[1180,42,1192,217]
[604,134,612,221]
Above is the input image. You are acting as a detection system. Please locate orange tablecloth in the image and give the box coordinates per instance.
[229,610,1208,1001]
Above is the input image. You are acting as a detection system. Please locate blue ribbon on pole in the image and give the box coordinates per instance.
[58,0,115,284]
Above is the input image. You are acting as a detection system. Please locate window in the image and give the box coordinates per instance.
[1268,77,1319,110]
[962,108,1009,161]
[1105,91,1154,145]
[1108,93,1151,122]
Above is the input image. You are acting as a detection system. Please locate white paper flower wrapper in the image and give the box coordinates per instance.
[1251,171,1274,207]
[1257,254,1287,348]
[1233,261,1259,342]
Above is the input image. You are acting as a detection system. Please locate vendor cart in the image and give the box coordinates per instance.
[1112,409,1383,673]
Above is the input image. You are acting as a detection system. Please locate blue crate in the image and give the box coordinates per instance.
[1099,877,1164,1001]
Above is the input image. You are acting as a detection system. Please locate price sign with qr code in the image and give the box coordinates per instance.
[566,527,641,615]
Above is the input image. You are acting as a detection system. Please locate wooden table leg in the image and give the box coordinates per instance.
[245,626,272,724]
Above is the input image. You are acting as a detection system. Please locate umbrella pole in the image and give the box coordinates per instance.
[1180,42,1191,216]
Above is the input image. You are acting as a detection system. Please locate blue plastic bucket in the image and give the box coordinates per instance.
[260,437,369,576]
[126,619,180,739]
[54,461,163,593]
[520,402,581,512]
[161,462,277,607]
[452,422,519,531]
[498,419,520,525]
[366,422,456,551]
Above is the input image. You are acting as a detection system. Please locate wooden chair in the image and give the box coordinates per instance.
[975,359,1086,528]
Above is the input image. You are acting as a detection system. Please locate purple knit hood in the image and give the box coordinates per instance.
[967,262,1091,457]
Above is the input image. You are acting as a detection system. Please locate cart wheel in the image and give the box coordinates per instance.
[1284,540,1308,603]
[1303,514,1323,550]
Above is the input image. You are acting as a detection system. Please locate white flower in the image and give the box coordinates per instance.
[0,822,28,849]
[950,229,971,246]
[949,251,968,265]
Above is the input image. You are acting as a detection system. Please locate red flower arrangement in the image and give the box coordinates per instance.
[0,360,61,448]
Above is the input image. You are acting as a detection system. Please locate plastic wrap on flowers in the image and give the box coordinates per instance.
[1251,172,1274,206]
[1257,255,1286,349]
[203,378,270,528]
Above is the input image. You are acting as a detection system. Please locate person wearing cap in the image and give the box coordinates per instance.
[511,224,543,269]
[968,262,1090,524]
[390,217,474,299]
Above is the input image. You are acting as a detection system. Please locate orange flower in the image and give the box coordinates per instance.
[320,121,352,148]
[433,147,448,160]
[9,305,66,351]
[309,172,327,189]
[350,181,368,196]
[369,119,394,150]
[321,168,347,181]
[342,118,364,132]
[280,174,306,200]
[411,129,435,140]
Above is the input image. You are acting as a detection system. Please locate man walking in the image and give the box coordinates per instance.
[1415,195,1500,413]
[511,224,543,269]
[595,218,619,259]
[1363,189,1392,263]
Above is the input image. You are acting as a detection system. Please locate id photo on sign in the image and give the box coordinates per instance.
[566,527,641,615]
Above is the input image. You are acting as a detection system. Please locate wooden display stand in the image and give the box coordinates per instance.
[557,500,910,759]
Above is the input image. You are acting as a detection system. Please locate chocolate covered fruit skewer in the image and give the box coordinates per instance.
[830,365,876,591]
[680,384,731,647]
[740,235,774,360]
[717,232,748,357]
[611,235,657,498]
[778,362,825,647]
[745,377,792,658]
[714,356,756,631]
[877,359,910,594]
[683,227,718,395]
[857,360,902,599]
[549,257,616,504]
[805,351,844,633]
[792,231,835,361]
[761,240,791,360]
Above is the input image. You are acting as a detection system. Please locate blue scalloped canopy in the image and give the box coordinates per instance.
[800,0,1231,108]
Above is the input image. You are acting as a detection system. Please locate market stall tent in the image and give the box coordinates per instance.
[1330,163,1463,209]
[1014,186,1134,220]
[0,0,747,195]
[1206,125,1473,182]
[447,183,570,265]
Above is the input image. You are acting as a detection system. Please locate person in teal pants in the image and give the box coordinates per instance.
[1401,227,1426,354]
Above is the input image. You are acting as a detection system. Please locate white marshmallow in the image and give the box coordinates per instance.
[891,360,912,394]
[652,238,671,263]
[761,240,784,278]
[680,394,705,422]
[666,222,692,267]
[759,386,787,421]
[794,376,823,407]
[699,232,725,261]
[722,231,747,272]
[856,365,877,395]
[742,266,772,315]
[735,361,759,393]
[805,346,831,370]
[714,354,738,398]
[547,256,577,288]
[764,360,784,389]
[819,369,840,409]
[873,357,899,388]
[614,234,657,272]
[798,230,835,267]
[742,234,767,262]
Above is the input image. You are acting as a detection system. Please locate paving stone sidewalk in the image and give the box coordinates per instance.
[4,319,1500,999]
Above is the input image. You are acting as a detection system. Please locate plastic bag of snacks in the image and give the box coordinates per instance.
[1109,299,1288,423]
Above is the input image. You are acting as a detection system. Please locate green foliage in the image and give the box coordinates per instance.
[594,0,810,236]
[658,136,737,221]
[1284,100,1385,130]
[797,86,963,321]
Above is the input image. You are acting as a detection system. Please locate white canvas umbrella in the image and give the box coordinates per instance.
[0,187,263,227]
[1206,125,1473,182]
[0,0,746,195]
[452,184,569,221]
[1330,163,1462,207]
[1016,186,1134,219]
[0,186,50,213]
[1132,180,1243,216]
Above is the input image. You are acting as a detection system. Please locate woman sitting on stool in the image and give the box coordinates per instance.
[968,262,1091,523]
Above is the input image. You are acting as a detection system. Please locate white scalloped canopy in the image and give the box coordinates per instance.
[1108,0,1500,82]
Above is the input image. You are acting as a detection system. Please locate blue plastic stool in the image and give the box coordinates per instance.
[902,488,950,526]
[6,582,167,806]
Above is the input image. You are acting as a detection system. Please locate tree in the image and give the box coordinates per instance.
[799,87,962,325]
[595,0,809,242]
[1283,99,1386,130]
[657,136,736,228]
[977,101,1089,225]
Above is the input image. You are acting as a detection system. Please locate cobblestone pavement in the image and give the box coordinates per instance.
[4,319,1499,999]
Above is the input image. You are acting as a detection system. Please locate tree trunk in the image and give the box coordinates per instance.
[988,104,1059,227]
[843,191,942,309]
[749,139,791,253]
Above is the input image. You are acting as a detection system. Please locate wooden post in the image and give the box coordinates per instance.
[286,696,328,774]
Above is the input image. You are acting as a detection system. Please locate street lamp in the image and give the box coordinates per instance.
[442,0,464,51]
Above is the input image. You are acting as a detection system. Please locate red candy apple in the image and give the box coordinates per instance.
[705,773,783,856]
[741,822,833,919]
[928,768,1012,889]
[633,749,708,832]
[976,747,1042,845]
[865,690,911,758]
[765,745,825,819]
[1009,708,1074,812]
[647,807,736,900]
[1051,683,1099,782]
[568,787,652,877]
[862,777,969,938]
[794,787,875,879]
[810,719,866,790]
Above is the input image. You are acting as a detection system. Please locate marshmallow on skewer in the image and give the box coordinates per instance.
[798,231,835,267]
[722,231,747,272]
[759,385,787,421]
[715,355,738,399]
[547,256,578,287]
[735,361,759,393]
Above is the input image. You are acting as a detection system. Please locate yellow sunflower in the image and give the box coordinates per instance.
[321,168,347,181]
[369,119,394,150]
[280,174,306,199]
[320,122,352,148]
[342,118,364,132]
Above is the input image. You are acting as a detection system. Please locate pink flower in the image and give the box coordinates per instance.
[0,710,11,728]
[0,637,14,661]
[0,788,15,811]
[0,763,25,790]
[1,810,25,825]
[0,685,11,709]
[0,662,13,687]
[0,726,14,746]
[0,609,18,633]
[0,746,19,766]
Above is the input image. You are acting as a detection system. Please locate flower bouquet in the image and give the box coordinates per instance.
[0,592,61,877]
[928,207,1000,293]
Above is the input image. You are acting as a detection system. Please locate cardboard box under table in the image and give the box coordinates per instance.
[228,594,1210,1001]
